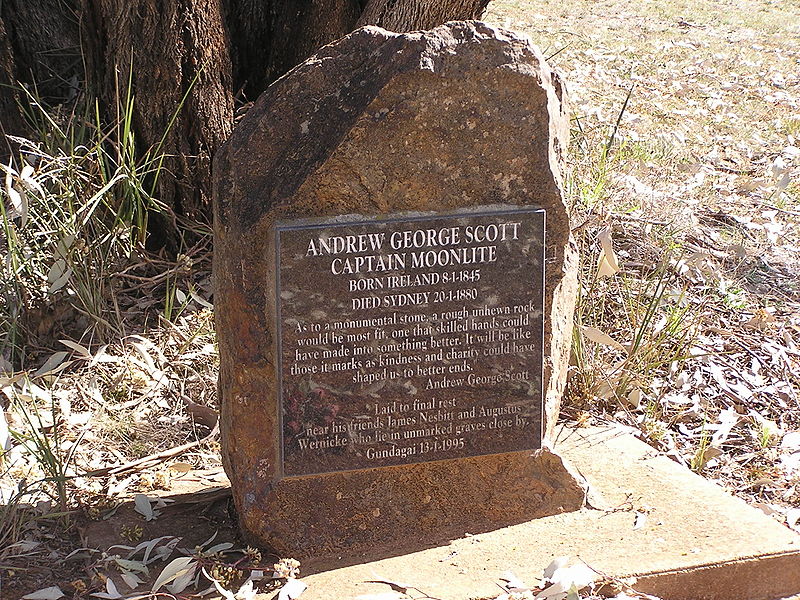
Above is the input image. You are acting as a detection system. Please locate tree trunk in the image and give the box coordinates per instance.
[0,17,24,150]
[1,0,80,103]
[227,0,364,101]
[1,0,492,244]
[80,0,234,247]
[358,0,490,31]
[0,0,81,149]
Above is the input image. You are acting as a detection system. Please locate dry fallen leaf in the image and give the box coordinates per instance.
[500,570,531,592]
[90,578,122,599]
[168,462,193,474]
[627,388,643,409]
[535,560,597,599]
[133,494,160,521]
[597,226,621,278]
[152,556,196,592]
[786,508,800,531]
[33,352,71,378]
[22,588,65,600]
[582,326,627,353]
[278,578,307,600]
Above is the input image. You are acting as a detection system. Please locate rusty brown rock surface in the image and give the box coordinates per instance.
[213,21,581,556]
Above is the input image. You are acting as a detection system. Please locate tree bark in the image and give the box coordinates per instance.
[226,0,364,101]
[0,0,81,152]
[2,0,491,243]
[0,17,24,150]
[359,0,491,31]
[1,0,81,104]
[81,0,234,245]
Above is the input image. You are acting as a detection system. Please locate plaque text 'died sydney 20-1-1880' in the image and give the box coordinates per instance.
[276,207,545,477]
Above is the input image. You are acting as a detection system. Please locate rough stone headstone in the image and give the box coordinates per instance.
[213,21,583,557]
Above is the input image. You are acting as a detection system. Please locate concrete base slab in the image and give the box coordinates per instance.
[300,426,800,600]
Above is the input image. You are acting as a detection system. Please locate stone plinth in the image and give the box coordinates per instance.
[297,427,800,600]
[213,21,581,556]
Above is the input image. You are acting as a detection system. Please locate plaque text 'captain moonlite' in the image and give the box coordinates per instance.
[276,207,545,477]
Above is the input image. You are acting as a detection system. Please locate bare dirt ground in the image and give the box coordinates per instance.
[1,0,799,599]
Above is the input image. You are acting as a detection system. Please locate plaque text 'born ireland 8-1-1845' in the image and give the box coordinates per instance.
[277,207,545,477]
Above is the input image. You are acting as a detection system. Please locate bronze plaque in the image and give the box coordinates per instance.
[277,207,545,477]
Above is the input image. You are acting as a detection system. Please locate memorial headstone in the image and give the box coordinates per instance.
[213,21,584,556]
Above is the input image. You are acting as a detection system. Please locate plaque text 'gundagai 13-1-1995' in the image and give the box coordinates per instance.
[276,206,545,477]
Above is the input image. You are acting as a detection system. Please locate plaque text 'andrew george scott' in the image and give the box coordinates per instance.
[277,207,545,476]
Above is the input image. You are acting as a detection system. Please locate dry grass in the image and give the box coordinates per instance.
[0,88,222,596]
[487,0,800,527]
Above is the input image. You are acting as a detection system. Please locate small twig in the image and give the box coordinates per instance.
[113,265,187,284]
[365,581,443,600]
[545,43,571,61]
[751,199,800,217]
[611,213,670,226]
[83,424,218,477]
